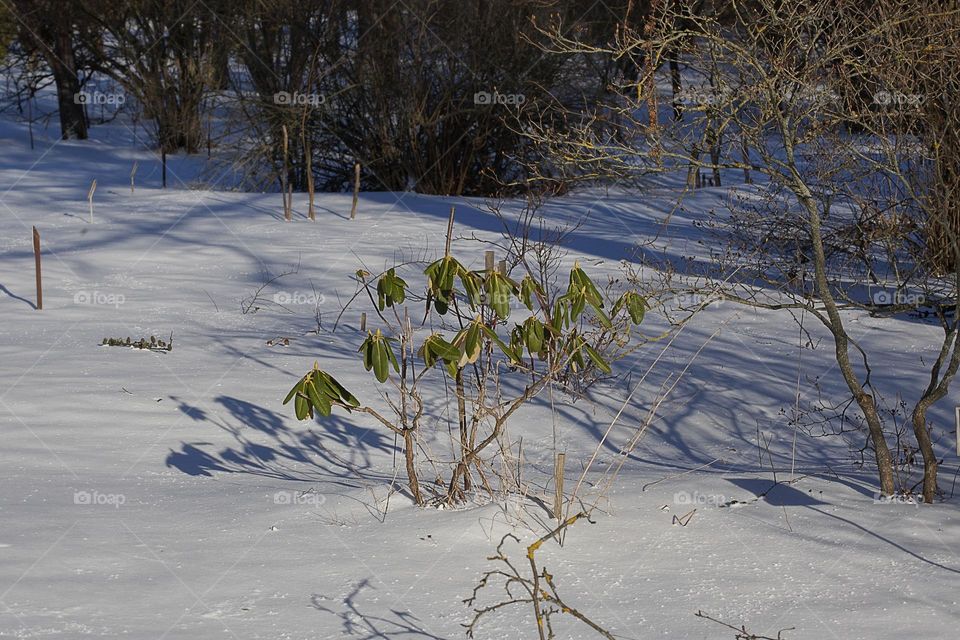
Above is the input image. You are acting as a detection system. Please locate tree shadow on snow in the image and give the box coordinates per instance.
[725,477,826,506]
[726,477,960,575]
[164,395,397,488]
[0,283,36,309]
[311,579,449,640]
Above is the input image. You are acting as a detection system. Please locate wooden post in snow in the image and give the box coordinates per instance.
[350,162,361,220]
[32,226,42,310]
[484,250,495,273]
[87,179,97,223]
[281,125,292,221]
[444,206,455,257]
[553,452,565,522]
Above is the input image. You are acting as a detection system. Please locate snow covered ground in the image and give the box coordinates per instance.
[1,115,958,640]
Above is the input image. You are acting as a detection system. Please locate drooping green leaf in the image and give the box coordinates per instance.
[570,291,586,322]
[583,343,612,374]
[372,340,388,383]
[284,365,360,422]
[519,275,543,311]
[461,270,484,310]
[425,256,465,316]
[522,316,544,355]
[359,333,374,370]
[376,268,407,310]
[294,393,310,420]
[384,338,400,374]
[420,333,459,368]
[306,379,333,416]
[569,262,604,308]
[283,375,305,404]
[480,323,520,363]
[627,293,647,324]
[321,371,361,408]
[485,272,513,320]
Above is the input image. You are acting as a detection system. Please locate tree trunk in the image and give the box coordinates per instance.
[403,429,423,505]
[799,188,897,496]
[858,393,897,496]
[50,29,87,140]
[13,1,87,140]
[910,401,939,503]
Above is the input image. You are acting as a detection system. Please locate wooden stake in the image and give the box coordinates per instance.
[553,452,565,521]
[360,312,367,332]
[32,226,42,310]
[281,125,291,221]
[305,135,315,221]
[498,259,507,276]
[87,179,97,223]
[444,206,455,256]
[350,162,361,219]
[130,161,138,194]
[484,250,495,273]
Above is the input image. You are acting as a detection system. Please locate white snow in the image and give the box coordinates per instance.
[1,113,958,640]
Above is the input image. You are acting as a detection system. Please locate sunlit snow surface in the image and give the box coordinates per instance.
[1,112,957,640]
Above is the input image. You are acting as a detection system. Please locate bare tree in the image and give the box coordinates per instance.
[9,0,88,139]
[524,0,960,501]
[79,0,221,153]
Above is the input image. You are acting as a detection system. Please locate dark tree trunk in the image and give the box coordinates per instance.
[49,28,88,140]
[911,402,939,503]
[14,0,87,140]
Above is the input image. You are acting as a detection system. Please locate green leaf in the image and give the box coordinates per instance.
[552,297,569,330]
[419,340,438,368]
[376,268,407,310]
[570,291,586,322]
[306,379,333,416]
[284,366,360,421]
[294,393,310,420]
[510,324,525,358]
[461,271,484,310]
[523,317,544,355]
[420,333,459,368]
[480,324,520,363]
[384,338,400,374]
[565,334,586,373]
[583,344,612,374]
[433,293,450,315]
[325,372,360,407]
[283,375,305,404]
[463,323,482,365]
[520,275,542,311]
[570,263,604,308]
[485,272,515,320]
[372,338,388,383]
[454,319,484,368]
[446,359,459,378]
[359,334,374,371]
[613,291,646,325]
[593,305,612,329]
[627,293,646,324]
